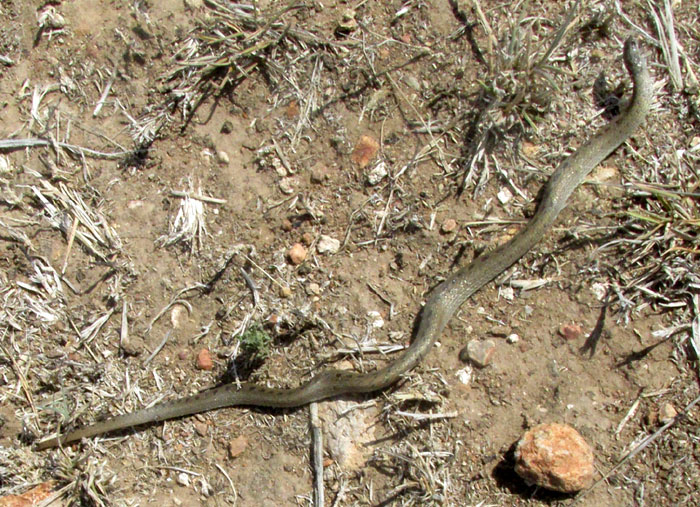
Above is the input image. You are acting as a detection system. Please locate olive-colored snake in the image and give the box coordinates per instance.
[36,38,652,450]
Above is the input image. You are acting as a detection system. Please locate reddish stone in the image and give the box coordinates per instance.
[558,323,583,341]
[287,243,307,265]
[196,349,214,371]
[351,135,379,168]
[514,423,594,493]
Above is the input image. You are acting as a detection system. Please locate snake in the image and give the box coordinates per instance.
[36,38,652,450]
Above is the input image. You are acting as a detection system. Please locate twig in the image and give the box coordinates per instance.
[310,402,324,507]
[215,463,237,501]
[145,298,194,335]
[61,214,79,275]
[241,253,287,289]
[170,190,227,205]
[144,330,172,366]
[119,298,130,350]
[0,138,133,159]
[93,62,118,117]
[394,410,458,421]
[614,393,642,436]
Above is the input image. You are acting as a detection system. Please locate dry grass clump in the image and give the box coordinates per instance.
[133,0,338,147]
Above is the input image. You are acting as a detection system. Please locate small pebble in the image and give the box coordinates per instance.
[521,141,540,158]
[301,232,314,246]
[220,120,233,134]
[279,177,296,195]
[351,135,379,168]
[228,435,248,458]
[177,472,190,487]
[287,243,307,265]
[659,402,677,424]
[455,366,473,385]
[279,285,292,298]
[310,166,327,184]
[285,100,299,118]
[559,323,583,341]
[335,9,357,35]
[308,282,321,295]
[196,349,213,370]
[460,339,496,368]
[591,282,607,301]
[317,235,340,254]
[281,219,293,232]
[500,286,515,301]
[497,187,513,204]
[441,218,457,234]
[367,310,384,329]
[40,7,65,29]
[590,165,618,182]
[193,420,208,437]
[514,423,594,493]
[274,161,288,177]
[507,333,520,344]
[216,150,229,165]
[366,162,387,185]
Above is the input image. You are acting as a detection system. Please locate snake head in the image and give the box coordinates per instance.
[623,37,645,74]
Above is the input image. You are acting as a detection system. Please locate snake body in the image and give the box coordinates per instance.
[36,38,652,450]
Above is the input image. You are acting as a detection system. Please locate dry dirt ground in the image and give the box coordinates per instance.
[1,0,698,506]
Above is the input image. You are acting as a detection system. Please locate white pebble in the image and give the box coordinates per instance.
[500,286,515,301]
[591,282,608,301]
[216,150,229,165]
[507,333,520,344]
[456,366,473,385]
[177,473,190,487]
[317,235,340,254]
[497,187,513,204]
[367,310,384,329]
[366,162,388,186]
[279,177,296,195]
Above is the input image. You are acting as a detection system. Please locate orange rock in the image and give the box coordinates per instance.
[441,218,457,233]
[228,435,248,458]
[558,323,583,340]
[287,243,307,265]
[514,423,594,493]
[351,135,379,168]
[196,349,213,370]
